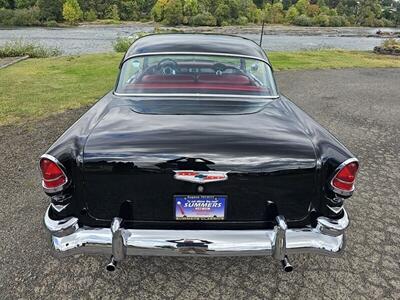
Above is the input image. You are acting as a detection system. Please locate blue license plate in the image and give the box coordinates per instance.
[174,195,227,220]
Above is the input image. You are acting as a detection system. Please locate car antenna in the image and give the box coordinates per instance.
[259,20,265,47]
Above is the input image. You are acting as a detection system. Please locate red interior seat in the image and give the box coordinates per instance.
[198,74,251,85]
[141,74,195,83]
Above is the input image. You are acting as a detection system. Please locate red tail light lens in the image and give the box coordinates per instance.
[331,160,359,195]
[40,157,67,190]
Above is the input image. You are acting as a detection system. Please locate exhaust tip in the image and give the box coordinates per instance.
[106,256,117,272]
[281,255,293,272]
[283,264,293,272]
[106,263,116,272]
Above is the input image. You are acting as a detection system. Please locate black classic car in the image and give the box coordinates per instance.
[41,34,359,272]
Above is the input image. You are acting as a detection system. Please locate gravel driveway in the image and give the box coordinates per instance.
[0,68,399,299]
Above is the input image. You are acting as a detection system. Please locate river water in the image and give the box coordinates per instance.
[0,25,397,54]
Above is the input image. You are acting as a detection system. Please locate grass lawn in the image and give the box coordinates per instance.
[270,50,400,70]
[0,50,399,125]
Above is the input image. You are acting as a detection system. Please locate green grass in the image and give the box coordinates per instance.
[0,50,399,125]
[0,53,122,125]
[269,50,400,70]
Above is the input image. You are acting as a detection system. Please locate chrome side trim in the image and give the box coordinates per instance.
[51,203,70,213]
[122,52,273,69]
[40,154,70,194]
[113,92,280,99]
[330,157,359,197]
[44,206,349,258]
[327,205,344,214]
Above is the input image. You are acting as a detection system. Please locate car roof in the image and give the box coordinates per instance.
[124,33,269,63]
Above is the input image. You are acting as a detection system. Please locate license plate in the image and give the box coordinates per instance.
[174,195,227,221]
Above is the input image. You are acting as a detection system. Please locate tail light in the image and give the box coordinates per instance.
[330,158,359,196]
[40,155,68,192]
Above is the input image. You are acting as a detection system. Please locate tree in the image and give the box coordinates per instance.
[118,0,140,20]
[253,0,266,8]
[163,0,183,25]
[37,0,63,21]
[15,0,35,9]
[151,0,168,22]
[136,0,157,15]
[286,6,299,22]
[215,3,230,25]
[306,4,320,16]
[63,0,83,24]
[282,0,292,10]
[183,0,198,16]
[246,3,262,23]
[295,0,310,15]
[270,1,284,23]
[0,0,15,9]
[105,4,120,20]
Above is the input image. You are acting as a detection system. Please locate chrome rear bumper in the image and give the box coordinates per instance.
[44,207,349,258]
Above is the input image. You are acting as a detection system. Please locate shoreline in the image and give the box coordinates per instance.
[1,23,399,38]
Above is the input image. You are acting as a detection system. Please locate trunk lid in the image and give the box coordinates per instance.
[82,100,317,226]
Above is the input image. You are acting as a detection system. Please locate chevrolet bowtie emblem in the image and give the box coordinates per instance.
[173,170,228,184]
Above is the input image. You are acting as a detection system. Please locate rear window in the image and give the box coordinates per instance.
[115,54,277,97]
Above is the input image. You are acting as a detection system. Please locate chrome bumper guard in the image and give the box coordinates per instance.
[44,207,349,259]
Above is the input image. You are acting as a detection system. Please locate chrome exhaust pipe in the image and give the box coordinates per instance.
[281,255,293,272]
[106,256,117,272]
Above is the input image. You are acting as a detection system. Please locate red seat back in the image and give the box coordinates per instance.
[198,74,250,85]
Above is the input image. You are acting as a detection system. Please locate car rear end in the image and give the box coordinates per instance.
[41,38,359,271]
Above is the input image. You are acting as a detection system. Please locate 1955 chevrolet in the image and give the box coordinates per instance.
[41,34,359,272]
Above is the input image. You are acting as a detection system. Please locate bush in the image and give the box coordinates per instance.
[292,14,313,26]
[382,38,400,50]
[374,38,400,55]
[373,18,385,27]
[113,32,148,53]
[328,15,346,26]
[382,18,394,27]
[313,14,330,26]
[0,40,62,58]
[190,12,217,26]
[0,7,41,26]
[84,9,97,22]
[44,20,60,27]
[236,16,248,25]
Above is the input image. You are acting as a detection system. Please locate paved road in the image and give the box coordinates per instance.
[0,68,399,299]
[0,25,395,54]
